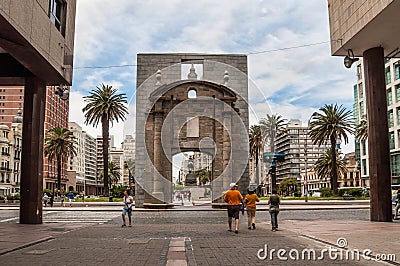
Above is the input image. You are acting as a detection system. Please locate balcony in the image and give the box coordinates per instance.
[1,152,10,156]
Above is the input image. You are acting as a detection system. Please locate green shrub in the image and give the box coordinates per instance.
[319,187,333,197]
[293,190,302,197]
[111,185,129,198]
[43,189,52,195]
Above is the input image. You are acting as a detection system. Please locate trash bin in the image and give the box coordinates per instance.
[109,196,113,202]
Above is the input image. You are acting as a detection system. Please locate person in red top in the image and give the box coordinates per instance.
[223,183,243,234]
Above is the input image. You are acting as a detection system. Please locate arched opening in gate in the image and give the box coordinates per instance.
[172,151,213,206]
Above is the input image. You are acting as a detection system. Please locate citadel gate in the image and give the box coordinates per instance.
[135,54,249,207]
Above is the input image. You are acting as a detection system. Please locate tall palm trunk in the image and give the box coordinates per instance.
[330,135,338,195]
[57,156,62,191]
[255,149,259,184]
[102,114,110,196]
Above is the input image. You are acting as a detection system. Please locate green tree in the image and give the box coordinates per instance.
[314,148,349,194]
[83,84,128,196]
[44,127,77,191]
[278,178,298,196]
[98,161,122,191]
[309,104,353,195]
[124,159,135,184]
[249,125,263,184]
[259,114,286,190]
[355,119,368,142]
[195,169,211,185]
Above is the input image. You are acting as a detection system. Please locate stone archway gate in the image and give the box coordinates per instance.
[134,54,249,208]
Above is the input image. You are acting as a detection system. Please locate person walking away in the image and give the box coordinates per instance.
[49,193,54,207]
[67,191,74,207]
[42,193,49,207]
[268,189,280,231]
[61,193,65,207]
[394,190,400,219]
[244,188,260,230]
[122,190,133,227]
[223,183,243,234]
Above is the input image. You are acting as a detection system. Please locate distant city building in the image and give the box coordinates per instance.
[354,59,400,185]
[0,86,69,191]
[274,119,331,192]
[0,111,22,196]
[110,147,125,186]
[300,152,361,194]
[67,122,97,194]
[122,135,135,185]
[96,135,114,193]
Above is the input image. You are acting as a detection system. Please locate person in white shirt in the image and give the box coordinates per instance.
[121,190,133,227]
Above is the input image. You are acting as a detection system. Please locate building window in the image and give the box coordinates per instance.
[361,140,366,156]
[49,0,66,36]
[386,67,391,85]
[392,154,400,177]
[358,83,363,98]
[389,110,394,128]
[395,61,400,80]
[387,88,393,106]
[389,131,395,150]
[188,89,197,99]
[362,159,367,176]
[357,64,362,80]
[398,108,400,126]
[359,101,365,117]
[396,85,400,103]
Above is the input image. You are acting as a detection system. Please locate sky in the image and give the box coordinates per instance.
[70,0,356,153]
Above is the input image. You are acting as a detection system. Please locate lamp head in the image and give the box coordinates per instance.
[344,49,359,68]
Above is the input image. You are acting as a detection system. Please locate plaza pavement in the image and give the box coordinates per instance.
[0,203,399,265]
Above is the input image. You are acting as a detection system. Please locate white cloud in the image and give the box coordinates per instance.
[70,0,358,153]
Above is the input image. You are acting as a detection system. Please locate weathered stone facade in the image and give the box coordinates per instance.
[135,54,249,207]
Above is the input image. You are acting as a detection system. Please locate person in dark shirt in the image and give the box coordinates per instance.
[268,189,280,232]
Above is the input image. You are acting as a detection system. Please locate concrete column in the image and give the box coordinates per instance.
[363,47,392,222]
[153,112,164,201]
[19,77,46,224]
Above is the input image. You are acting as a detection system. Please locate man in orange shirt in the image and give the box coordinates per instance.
[224,183,243,234]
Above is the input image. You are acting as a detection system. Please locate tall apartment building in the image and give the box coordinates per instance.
[275,119,330,185]
[122,135,135,185]
[110,147,125,186]
[67,122,97,194]
[0,86,69,191]
[0,111,22,196]
[83,132,97,194]
[354,59,400,185]
[96,135,114,193]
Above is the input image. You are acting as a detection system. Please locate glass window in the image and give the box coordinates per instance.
[362,159,367,176]
[49,0,66,36]
[357,64,362,80]
[387,89,393,106]
[396,85,400,102]
[386,67,391,85]
[361,140,366,156]
[389,131,395,150]
[397,108,400,125]
[358,83,363,98]
[359,101,365,116]
[392,154,400,177]
[388,110,394,127]
[395,61,400,80]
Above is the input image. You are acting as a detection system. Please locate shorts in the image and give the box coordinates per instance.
[227,205,240,219]
[122,206,132,216]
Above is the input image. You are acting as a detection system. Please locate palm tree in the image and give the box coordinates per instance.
[259,114,286,190]
[44,127,77,191]
[249,125,263,184]
[355,119,368,142]
[83,84,128,196]
[314,148,348,187]
[98,161,122,190]
[124,159,135,185]
[309,104,354,195]
[259,114,287,146]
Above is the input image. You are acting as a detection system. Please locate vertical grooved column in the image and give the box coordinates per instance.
[19,77,46,224]
[363,47,392,222]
